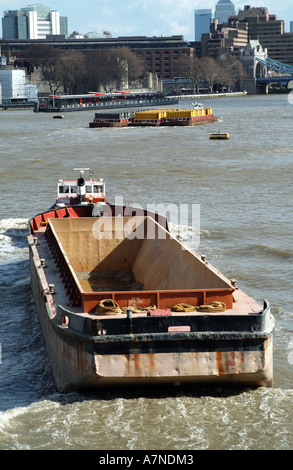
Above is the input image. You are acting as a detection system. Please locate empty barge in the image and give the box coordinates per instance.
[28,171,274,392]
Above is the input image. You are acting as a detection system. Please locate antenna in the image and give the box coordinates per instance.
[73,167,92,178]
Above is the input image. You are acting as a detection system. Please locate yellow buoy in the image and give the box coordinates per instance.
[209,132,229,140]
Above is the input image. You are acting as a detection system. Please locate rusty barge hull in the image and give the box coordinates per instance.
[128,116,218,127]
[89,116,218,128]
[28,208,274,392]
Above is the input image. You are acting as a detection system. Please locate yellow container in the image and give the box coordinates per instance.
[135,110,167,120]
[134,108,216,120]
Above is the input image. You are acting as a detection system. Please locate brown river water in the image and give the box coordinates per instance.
[0,94,292,450]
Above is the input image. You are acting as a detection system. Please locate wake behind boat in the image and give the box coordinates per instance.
[27,169,275,392]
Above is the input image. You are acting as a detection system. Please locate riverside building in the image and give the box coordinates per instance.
[0,68,38,103]
[0,35,195,80]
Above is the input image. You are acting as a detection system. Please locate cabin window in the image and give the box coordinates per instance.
[70,186,77,194]
[86,185,93,193]
[94,185,102,193]
[59,185,70,194]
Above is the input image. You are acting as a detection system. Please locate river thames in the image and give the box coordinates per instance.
[0,94,292,450]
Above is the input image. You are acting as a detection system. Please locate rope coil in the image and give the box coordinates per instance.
[197,301,226,312]
[123,305,157,314]
[95,299,122,315]
[171,303,196,312]
[171,301,226,312]
[95,299,226,315]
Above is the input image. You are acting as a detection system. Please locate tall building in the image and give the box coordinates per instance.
[227,6,292,64]
[215,0,236,24]
[2,4,68,39]
[194,9,212,41]
[201,22,248,58]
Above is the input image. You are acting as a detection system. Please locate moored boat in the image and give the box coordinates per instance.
[27,170,275,392]
[35,91,178,113]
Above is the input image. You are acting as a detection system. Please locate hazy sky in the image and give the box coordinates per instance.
[0,1,292,40]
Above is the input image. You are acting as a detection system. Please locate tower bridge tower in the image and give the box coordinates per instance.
[240,39,268,94]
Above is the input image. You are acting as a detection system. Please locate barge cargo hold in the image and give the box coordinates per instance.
[28,171,274,392]
[89,108,218,128]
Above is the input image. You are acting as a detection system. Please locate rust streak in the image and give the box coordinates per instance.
[133,345,141,376]
[215,351,225,376]
[148,353,156,376]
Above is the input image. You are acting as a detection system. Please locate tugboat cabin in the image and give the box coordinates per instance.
[56,171,106,206]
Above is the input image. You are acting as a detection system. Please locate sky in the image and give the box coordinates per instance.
[0,1,292,41]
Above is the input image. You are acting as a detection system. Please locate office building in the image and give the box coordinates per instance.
[201,21,248,58]
[2,4,68,39]
[194,9,212,41]
[215,0,236,24]
[227,6,293,65]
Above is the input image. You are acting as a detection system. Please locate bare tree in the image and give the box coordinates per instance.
[178,55,205,93]
[42,67,64,95]
[200,57,221,92]
[82,50,119,92]
[100,51,122,92]
[20,44,60,72]
[55,52,86,94]
[216,54,244,91]
[178,54,244,93]
[84,48,144,92]
[115,47,144,83]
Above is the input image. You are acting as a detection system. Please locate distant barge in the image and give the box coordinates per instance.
[89,107,218,128]
[28,170,274,392]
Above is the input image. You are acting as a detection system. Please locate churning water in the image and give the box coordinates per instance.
[0,94,292,450]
